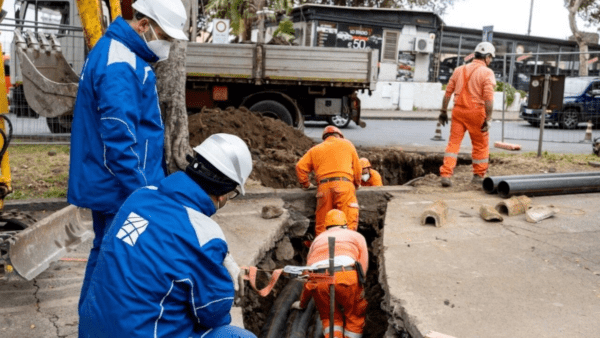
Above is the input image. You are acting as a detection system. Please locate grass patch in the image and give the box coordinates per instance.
[5,145,70,200]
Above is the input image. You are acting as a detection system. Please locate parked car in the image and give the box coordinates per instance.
[519,76,600,129]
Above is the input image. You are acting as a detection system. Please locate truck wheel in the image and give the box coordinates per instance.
[327,113,351,128]
[46,115,73,134]
[249,100,293,126]
[560,109,579,130]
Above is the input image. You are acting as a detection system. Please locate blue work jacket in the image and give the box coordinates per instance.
[79,172,236,337]
[68,17,165,214]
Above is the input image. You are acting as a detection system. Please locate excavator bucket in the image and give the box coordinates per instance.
[13,29,79,118]
[3,205,92,281]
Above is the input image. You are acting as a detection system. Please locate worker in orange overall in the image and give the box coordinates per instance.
[438,42,497,187]
[296,126,362,236]
[291,209,368,338]
[359,158,383,187]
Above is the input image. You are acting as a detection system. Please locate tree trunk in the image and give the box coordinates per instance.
[568,0,589,76]
[155,0,194,174]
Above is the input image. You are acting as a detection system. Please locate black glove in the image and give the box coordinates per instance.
[438,111,448,126]
[481,120,491,132]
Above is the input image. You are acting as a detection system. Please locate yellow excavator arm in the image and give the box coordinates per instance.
[76,0,122,49]
[0,0,12,208]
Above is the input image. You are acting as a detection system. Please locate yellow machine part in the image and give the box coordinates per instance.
[0,42,12,210]
[76,0,122,49]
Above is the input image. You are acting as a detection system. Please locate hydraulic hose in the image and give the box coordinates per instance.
[290,299,315,338]
[0,115,12,162]
[260,279,303,338]
[497,175,600,198]
[483,171,600,194]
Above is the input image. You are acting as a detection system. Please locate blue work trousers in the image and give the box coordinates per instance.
[78,211,115,311]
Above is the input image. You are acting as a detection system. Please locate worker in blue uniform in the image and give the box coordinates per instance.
[68,0,190,311]
[78,134,256,338]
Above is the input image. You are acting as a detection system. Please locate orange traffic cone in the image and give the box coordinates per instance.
[431,122,445,141]
[582,120,593,143]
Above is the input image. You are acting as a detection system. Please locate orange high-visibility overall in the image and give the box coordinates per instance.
[361,169,383,187]
[299,227,369,338]
[440,60,496,178]
[296,137,362,236]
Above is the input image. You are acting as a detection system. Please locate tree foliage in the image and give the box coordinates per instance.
[565,0,600,26]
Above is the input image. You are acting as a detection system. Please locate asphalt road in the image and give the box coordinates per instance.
[304,119,597,155]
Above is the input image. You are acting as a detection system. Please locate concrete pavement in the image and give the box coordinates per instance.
[361,109,521,122]
[3,187,600,337]
[383,191,600,338]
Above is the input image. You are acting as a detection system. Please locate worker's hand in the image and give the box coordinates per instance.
[291,301,303,310]
[481,120,491,133]
[438,110,448,126]
[223,253,240,292]
[302,183,316,191]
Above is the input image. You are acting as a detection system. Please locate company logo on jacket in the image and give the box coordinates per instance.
[116,212,149,246]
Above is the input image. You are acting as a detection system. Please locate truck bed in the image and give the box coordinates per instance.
[186,43,377,90]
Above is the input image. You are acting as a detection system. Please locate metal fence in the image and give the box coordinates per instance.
[2,20,85,144]
[498,51,600,148]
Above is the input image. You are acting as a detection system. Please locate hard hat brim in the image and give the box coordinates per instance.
[132,1,189,41]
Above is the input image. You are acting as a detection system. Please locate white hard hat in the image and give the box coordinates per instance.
[132,0,188,41]
[193,134,253,195]
[475,41,495,58]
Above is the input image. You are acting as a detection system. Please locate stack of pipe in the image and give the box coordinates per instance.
[482,172,600,198]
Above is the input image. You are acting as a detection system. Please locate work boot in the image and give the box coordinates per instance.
[471,175,484,185]
[441,177,452,187]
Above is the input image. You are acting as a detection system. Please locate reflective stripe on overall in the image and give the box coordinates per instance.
[440,63,490,178]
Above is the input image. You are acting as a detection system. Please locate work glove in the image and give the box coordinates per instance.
[438,110,448,126]
[302,183,316,191]
[291,301,304,310]
[224,253,240,292]
[481,120,491,133]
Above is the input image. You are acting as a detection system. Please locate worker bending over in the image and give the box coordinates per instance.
[359,158,383,187]
[296,126,362,236]
[79,134,256,338]
[291,209,369,338]
[68,0,189,310]
[438,42,497,187]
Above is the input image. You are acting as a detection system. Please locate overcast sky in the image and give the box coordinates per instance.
[441,0,599,40]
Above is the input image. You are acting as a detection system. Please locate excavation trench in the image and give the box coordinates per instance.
[240,190,413,338]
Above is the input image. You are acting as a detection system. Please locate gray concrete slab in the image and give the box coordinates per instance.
[383,191,600,338]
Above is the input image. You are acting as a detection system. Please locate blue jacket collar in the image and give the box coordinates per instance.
[105,17,159,63]
[158,172,217,217]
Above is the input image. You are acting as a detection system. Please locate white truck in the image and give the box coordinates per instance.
[12,0,378,132]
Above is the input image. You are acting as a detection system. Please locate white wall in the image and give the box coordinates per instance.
[358,82,523,111]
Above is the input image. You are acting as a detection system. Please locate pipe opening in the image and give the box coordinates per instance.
[497,181,511,198]
[482,177,495,194]
[424,216,437,226]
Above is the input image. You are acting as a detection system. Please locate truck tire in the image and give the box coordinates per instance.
[327,112,351,128]
[560,109,580,130]
[249,100,293,126]
[46,115,73,134]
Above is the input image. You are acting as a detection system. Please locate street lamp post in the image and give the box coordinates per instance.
[527,0,534,35]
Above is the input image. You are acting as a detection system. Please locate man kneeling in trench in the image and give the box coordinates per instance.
[78,134,256,338]
[291,209,369,338]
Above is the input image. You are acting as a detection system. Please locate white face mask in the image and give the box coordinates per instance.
[144,25,171,62]
[362,173,370,182]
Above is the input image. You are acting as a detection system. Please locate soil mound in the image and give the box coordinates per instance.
[188,107,315,188]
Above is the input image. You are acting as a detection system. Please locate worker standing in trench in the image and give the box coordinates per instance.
[67,0,189,311]
[296,126,362,237]
[359,158,383,187]
[78,134,256,338]
[291,209,369,338]
[438,42,497,187]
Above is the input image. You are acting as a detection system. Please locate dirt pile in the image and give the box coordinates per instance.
[188,107,315,188]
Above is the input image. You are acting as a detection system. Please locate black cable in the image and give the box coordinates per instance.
[0,115,13,162]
